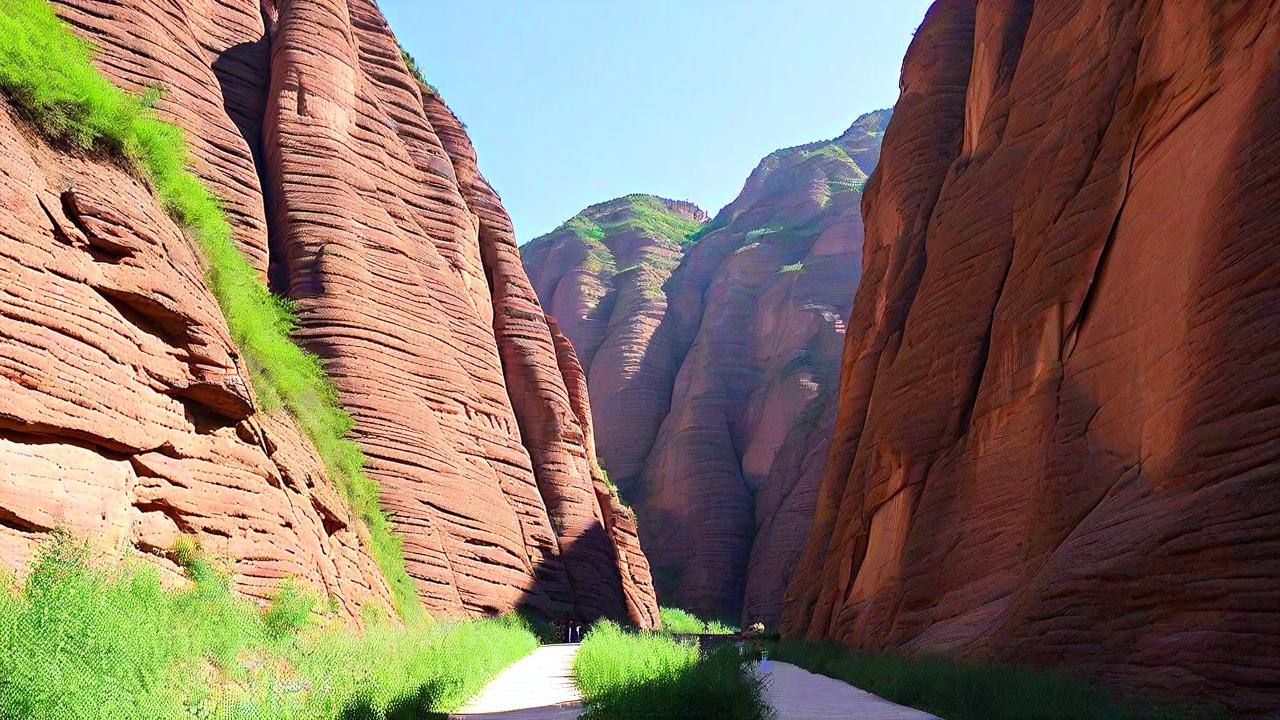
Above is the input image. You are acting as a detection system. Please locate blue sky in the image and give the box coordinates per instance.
[382,1,934,242]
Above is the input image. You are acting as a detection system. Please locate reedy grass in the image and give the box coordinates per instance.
[0,533,537,720]
[573,621,770,720]
[769,641,1229,720]
[0,0,417,616]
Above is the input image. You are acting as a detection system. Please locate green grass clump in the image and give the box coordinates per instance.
[574,621,768,719]
[0,0,417,617]
[659,606,737,635]
[0,533,537,720]
[399,47,439,96]
[769,641,1228,720]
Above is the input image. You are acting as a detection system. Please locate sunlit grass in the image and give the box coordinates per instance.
[659,606,737,635]
[574,620,769,719]
[0,532,536,720]
[0,0,417,616]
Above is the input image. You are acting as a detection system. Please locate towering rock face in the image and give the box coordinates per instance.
[522,112,888,624]
[0,0,657,626]
[783,0,1280,714]
[0,108,392,616]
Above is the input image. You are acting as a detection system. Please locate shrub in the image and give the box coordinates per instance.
[169,534,203,571]
[399,47,438,95]
[574,621,769,719]
[768,641,1229,720]
[262,579,316,640]
[659,606,738,634]
[0,534,537,720]
[0,0,417,617]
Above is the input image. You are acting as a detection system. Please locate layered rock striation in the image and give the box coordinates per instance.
[783,1,1280,714]
[522,112,888,625]
[0,0,656,626]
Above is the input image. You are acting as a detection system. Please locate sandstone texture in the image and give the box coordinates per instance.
[0,0,657,625]
[522,113,888,625]
[0,106,391,616]
[783,1,1280,715]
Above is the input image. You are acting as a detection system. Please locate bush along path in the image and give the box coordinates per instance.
[0,532,539,720]
[573,621,769,720]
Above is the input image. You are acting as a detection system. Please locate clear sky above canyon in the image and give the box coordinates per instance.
[383,0,933,242]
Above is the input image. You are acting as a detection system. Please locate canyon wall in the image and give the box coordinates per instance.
[0,0,656,626]
[522,111,888,624]
[783,0,1280,714]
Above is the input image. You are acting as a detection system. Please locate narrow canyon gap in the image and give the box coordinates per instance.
[522,111,889,625]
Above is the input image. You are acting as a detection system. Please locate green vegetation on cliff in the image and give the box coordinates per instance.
[399,47,438,96]
[530,194,705,250]
[522,194,704,304]
[574,621,768,720]
[0,533,536,720]
[0,0,417,616]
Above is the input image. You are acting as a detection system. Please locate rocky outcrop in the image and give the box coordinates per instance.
[522,113,888,625]
[783,0,1280,714]
[0,106,391,617]
[0,0,657,626]
[522,194,708,488]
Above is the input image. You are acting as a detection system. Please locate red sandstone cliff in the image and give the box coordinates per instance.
[783,1,1280,714]
[522,113,888,625]
[0,0,656,626]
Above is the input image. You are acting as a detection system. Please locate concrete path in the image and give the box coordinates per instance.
[762,661,940,720]
[450,643,937,720]
[450,643,583,720]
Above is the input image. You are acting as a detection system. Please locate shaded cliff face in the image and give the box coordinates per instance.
[0,0,656,626]
[783,0,1280,714]
[522,112,888,624]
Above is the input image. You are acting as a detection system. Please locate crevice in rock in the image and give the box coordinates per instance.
[61,190,135,261]
[312,496,347,536]
[212,19,285,292]
[0,506,51,534]
[1063,136,1140,361]
[954,243,1015,437]
[95,286,194,350]
[132,498,198,536]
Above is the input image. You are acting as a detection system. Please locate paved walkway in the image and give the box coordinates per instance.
[450,643,583,720]
[450,644,938,720]
[762,661,940,719]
